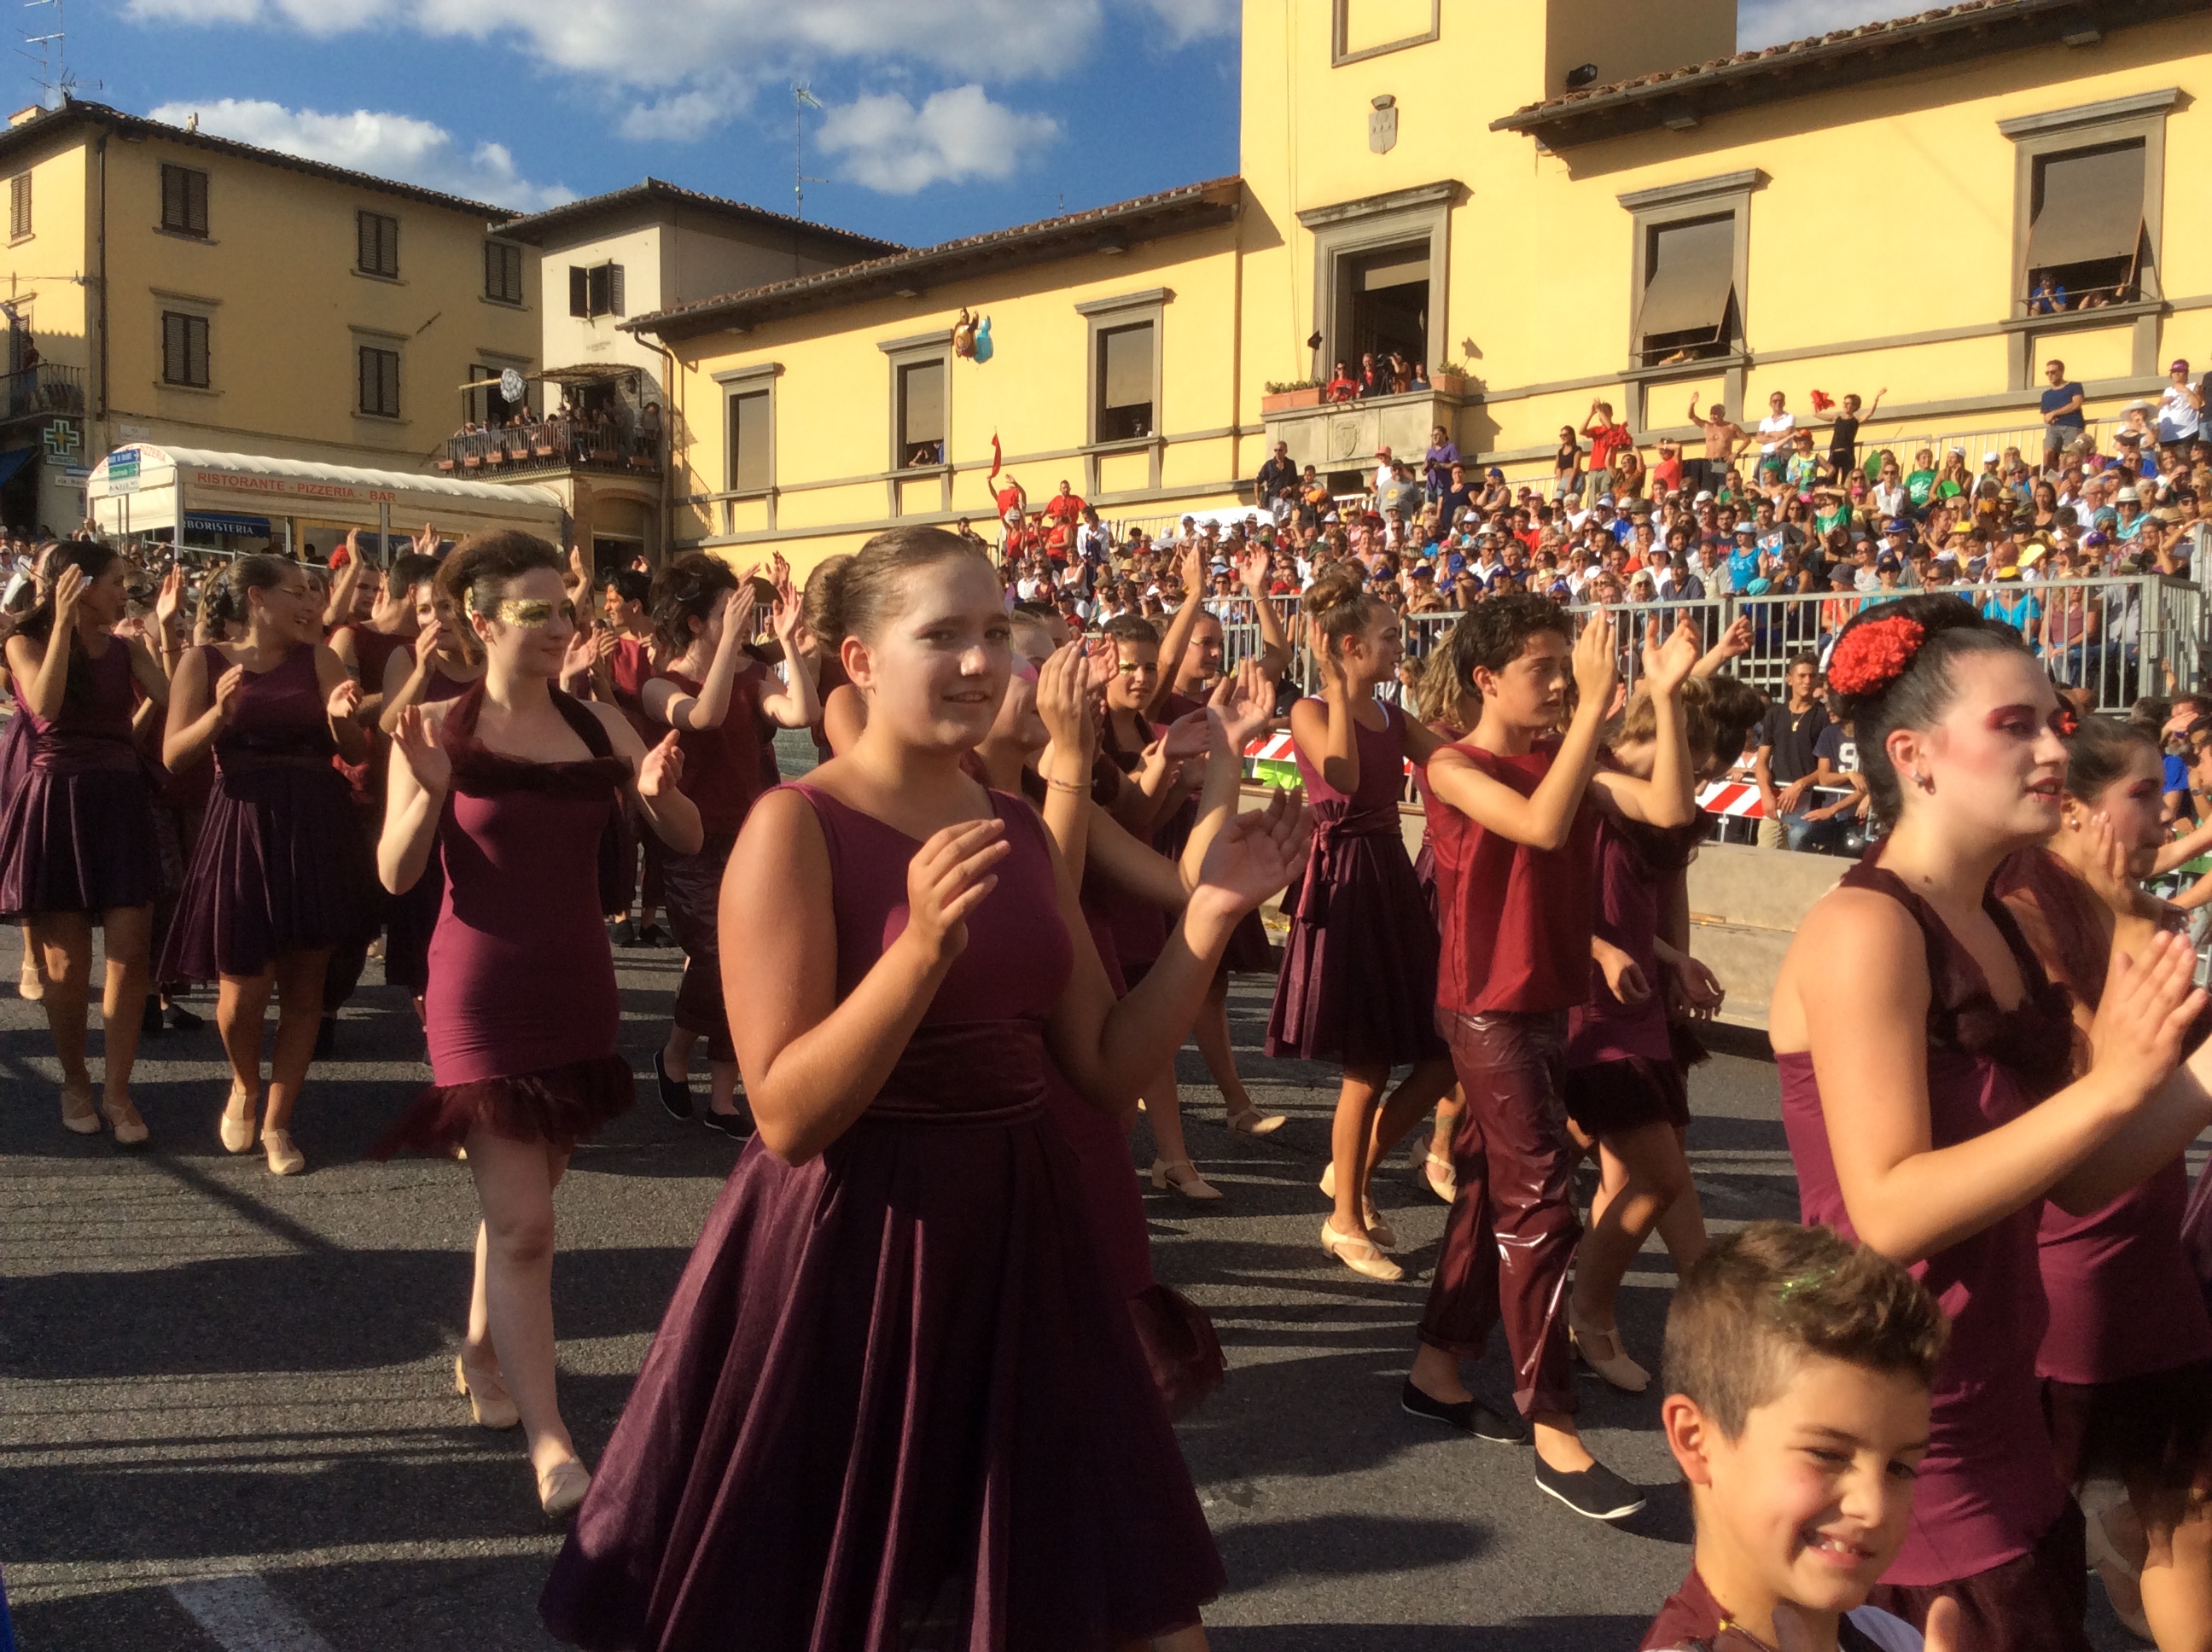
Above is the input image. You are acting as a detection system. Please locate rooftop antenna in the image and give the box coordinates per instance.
[792,83,826,222]
[19,0,94,109]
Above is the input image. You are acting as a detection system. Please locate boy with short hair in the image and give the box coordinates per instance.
[1644,1222,1958,1652]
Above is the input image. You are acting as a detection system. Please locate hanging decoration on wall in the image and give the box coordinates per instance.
[952,307,981,359]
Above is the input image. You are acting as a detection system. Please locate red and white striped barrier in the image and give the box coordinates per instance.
[1697,782,1767,819]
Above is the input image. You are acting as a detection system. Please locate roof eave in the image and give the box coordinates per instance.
[625,179,1242,342]
[1491,0,2208,148]
[496,177,899,253]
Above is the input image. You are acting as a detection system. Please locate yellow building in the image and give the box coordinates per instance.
[635,0,2212,573]
[0,97,542,551]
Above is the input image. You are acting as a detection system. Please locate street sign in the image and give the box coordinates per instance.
[106,448,141,495]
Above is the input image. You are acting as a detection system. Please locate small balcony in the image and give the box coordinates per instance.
[439,412,661,480]
[0,362,84,425]
[1260,381,1473,480]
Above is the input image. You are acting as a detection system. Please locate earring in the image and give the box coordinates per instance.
[1913,769,1935,794]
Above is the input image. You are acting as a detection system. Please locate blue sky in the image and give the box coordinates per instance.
[51,0,1901,248]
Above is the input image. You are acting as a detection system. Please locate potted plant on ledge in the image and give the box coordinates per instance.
[1262,379,1323,414]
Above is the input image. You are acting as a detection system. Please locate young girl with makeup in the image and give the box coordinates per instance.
[1990,715,2212,1650]
[376,566,486,1014]
[160,554,377,1177]
[1410,596,1699,1522]
[1268,567,1456,1283]
[1771,596,2212,1650]
[375,532,700,1519]
[541,526,1308,1651]
[641,554,818,1136]
[0,544,174,1141]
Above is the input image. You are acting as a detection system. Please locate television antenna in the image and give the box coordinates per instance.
[20,0,96,109]
[792,83,826,221]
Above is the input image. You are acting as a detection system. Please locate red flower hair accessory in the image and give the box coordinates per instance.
[1827,615,1926,697]
[2054,705,2081,737]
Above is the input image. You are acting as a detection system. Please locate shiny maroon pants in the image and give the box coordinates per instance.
[661,831,738,1064]
[1418,1007,1581,1418]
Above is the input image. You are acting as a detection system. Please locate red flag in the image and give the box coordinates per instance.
[989,431,1002,481]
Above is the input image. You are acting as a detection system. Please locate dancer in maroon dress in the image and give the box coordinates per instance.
[376,532,700,1518]
[1771,596,2212,1652]
[1411,596,1700,1519]
[1267,567,1454,1283]
[1989,715,2212,1648]
[160,554,377,1177]
[641,553,818,1135]
[376,566,486,1014]
[541,526,1309,1652]
[0,544,174,1142]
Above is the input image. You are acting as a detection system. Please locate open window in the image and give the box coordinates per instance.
[1095,321,1155,441]
[1636,213,1738,367]
[2023,141,2150,311]
[1339,243,1429,375]
[568,263,626,319]
[896,358,946,469]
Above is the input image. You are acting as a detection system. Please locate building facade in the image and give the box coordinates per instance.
[632,0,2212,575]
[0,98,542,548]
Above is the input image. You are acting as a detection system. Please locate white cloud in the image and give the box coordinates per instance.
[616,89,736,144]
[1738,0,1912,50]
[816,84,1059,194]
[145,97,575,210]
[1129,0,1237,47]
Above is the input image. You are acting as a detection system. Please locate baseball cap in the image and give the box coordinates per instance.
[2117,486,2141,503]
[1885,518,1911,534]
[2084,530,2110,546]
[2174,359,2192,373]
[1376,445,1393,457]
[1732,523,1757,538]
[1982,451,2000,463]
[1875,554,1901,573]
[1694,490,1714,504]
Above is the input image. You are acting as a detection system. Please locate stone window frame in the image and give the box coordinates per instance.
[1616,169,1764,434]
[712,361,782,535]
[1074,287,1170,497]
[877,329,953,517]
[1296,180,1459,388]
[1331,0,1441,66]
[1998,88,2177,390]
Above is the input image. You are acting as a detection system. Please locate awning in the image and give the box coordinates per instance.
[0,447,34,488]
[1638,215,1735,342]
[2028,143,2145,270]
[536,364,638,387]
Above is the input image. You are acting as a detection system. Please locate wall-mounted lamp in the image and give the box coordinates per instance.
[1565,62,1600,89]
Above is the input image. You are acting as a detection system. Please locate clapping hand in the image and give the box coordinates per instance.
[154,566,183,633]
[1157,707,1213,764]
[1191,786,1312,916]
[2072,811,2145,921]
[1770,1598,1956,1652]
[1212,657,1275,756]
[1572,606,1618,710]
[901,817,1012,967]
[637,730,684,800]
[1642,616,1703,696]
[1034,640,1094,757]
[2089,928,2205,1102]
[413,522,441,561]
[391,703,451,795]
[49,561,84,625]
[325,676,363,724]
[212,663,247,724]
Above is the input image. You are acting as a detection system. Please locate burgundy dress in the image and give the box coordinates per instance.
[1265,700,1446,1066]
[0,637,162,918]
[540,785,1223,1651]
[158,645,376,982]
[1778,852,2088,1651]
[375,685,635,1153]
[381,662,481,996]
[1992,846,2212,1489]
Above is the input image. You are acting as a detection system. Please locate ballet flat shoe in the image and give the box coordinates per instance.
[102,1097,149,1147]
[1568,1306,1650,1393]
[1224,1106,1286,1137]
[262,1128,306,1177]
[1413,1149,1457,1204]
[1363,1204,1398,1251]
[19,954,44,1003]
[1321,1218,1402,1282]
[538,1458,591,1521]
[1150,1158,1224,1201]
[454,1354,521,1431]
[218,1089,259,1154]
[1318,1161,1336,1200]
[61,1079,102,1135]
[2083,1496,2153,1641]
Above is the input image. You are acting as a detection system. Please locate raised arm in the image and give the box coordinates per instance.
[162,644,239,772]
[1144,543,1209,720]
[591,700,703,856]
[754,580,821,730]
[641,586,756,732]
[1240,547,1292,678]
[8,562,81,720]
[1589,621,1700,828]
[1293,628,1359,795]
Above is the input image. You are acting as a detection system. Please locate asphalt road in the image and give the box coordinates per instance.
[0,932,2148,1651]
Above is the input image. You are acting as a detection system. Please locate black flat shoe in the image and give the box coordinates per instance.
[1534,1455,1646,1521]
[1400,1380,1526,1444]
[165,1003,205,1032]
[312,1015,338,1062]
[608,916,637,946]
[655,1050,693,1120]
[701,1108,754,1139]
[141,998,165,1037]
[635,922,669,948]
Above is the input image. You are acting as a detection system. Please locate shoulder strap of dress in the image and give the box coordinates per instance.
[444,680,486,744]
[1839,852,1955,1003]
[550,687,613,757]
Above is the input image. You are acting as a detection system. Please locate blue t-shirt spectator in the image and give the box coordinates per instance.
[2040,378,2087,434]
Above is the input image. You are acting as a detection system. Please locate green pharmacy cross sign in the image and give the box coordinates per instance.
[41,420,78,461]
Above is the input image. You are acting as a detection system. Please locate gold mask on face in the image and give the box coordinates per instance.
[488,598,560,628]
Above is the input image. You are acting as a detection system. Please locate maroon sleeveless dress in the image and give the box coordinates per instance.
[1265,700,1446,1066]
[541,785,1224,1650]
[375,685,636,1153]
[0,637,162,918]
[1992,846,2212,1491]
[158,644,376,982]
[381,662,479,996]
[1778,852,2089,1651]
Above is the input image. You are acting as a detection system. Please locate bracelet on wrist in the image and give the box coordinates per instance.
[1048,777,1086,794]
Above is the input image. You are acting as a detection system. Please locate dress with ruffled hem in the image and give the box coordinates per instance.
[375,1054,637,1157]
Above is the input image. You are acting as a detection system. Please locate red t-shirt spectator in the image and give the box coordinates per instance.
[1588,422,1633,477]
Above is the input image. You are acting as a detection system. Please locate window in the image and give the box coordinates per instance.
[161,311,209,387]
[569,262,625,318]
[1332,0,1441,64]
[358,345,400,417]
[896,358,945,468]
[2023,141,2150,309]
[729,389,771,492]
[357,210,399,278]
[484,240,524,305]
[160,165,209,237]
[1340,243,1429,374]
[8,173,28,241]
[1635,213,1739,366]
[1095,322,1155,442]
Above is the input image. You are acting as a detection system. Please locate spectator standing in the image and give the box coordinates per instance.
[1687,396,1748,497]
[1815,388,1884,483]
[1423,426,1459,503]
[1255,441,1298,522]
[1755,653,1831,852]
[2157,358,2204,456]
[2041,359,2088,462]
[1584,402,1633,504]
[1553,427,1583,501]
[1755,392,1796,487]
